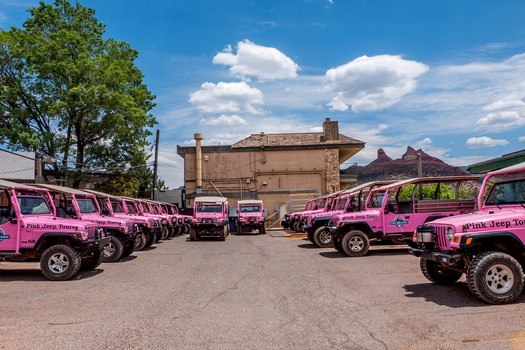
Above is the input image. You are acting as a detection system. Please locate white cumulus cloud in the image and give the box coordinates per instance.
[416,137,433,147]
[213,40,300,81]
[519,136,525,142]
[477,99,525,129]
[466,136,509,149]
[188,82,263,114]
[199,114,248,126]
[324,55,429,112]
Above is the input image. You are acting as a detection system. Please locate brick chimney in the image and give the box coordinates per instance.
[323,118,339,141]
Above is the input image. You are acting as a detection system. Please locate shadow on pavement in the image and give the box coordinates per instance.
[0,266,104,282]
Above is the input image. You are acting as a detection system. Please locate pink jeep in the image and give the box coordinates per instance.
[93,193,158,251]
[84,189,156,252]
[410,162,525,304]
[236,199,266,235]
[305,181,394,248]
[331,176,480,257]
[121,197,163,248]
[298,193,341,233]
[190,196,229,241]
[34,184,137,263]
[156,201,189,237]
[0,180,109,280]
[135,199,171,241]
[282,199,316,232]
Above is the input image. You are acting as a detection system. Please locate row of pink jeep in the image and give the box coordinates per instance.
[288,164,525,304]
[0,180,191,281]
[189,197,266,241]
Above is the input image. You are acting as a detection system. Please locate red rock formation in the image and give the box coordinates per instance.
[349,147,468,182]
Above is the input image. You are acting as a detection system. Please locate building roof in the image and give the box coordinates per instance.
[467,149,525,174]
[0,151,35,181]
[232,132,363,149]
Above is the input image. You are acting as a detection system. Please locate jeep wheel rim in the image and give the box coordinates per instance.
[103,243,115,258]
[348,236,364,252]
[48,253,69,273]
[485,264,514,294]
[319,231,331,244]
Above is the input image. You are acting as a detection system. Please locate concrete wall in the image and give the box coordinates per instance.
[183,147,341,222]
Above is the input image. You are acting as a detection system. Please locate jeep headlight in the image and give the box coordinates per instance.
[446,227,455,241]
[82,227,89,240]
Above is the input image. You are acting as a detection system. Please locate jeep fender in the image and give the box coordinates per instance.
[461,231,525,262]
[336,221,372,237]
[34,232,82,252]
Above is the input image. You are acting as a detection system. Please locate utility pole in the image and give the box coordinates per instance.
[152,129,160,200]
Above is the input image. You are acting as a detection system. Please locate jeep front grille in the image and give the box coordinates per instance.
[434,226,450,249]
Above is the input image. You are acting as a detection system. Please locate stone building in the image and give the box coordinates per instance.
[176,118,365,222]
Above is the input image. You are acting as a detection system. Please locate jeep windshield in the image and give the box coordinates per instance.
[485,179,525,206]
[125,202,138,214]
[239,205,261,213]
[77,198,98,214]
[196,204,222,213]
[18,195,52,215]
[111,200,126,213]
[367,191,385,209]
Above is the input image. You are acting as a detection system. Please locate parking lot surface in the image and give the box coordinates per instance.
[1,231,525,350]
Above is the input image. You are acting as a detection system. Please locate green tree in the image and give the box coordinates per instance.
[94,174,140,197]
[0,0,156,186]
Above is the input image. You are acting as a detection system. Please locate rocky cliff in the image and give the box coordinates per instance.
[346,146,468,182]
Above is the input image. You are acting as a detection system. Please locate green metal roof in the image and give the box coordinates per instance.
[467,149,525,174]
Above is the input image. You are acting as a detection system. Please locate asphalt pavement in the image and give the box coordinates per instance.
[1,230,525,350]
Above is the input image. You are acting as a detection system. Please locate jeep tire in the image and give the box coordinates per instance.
[313,226,332,248]
[219,226,227,241]
[237,221,243,235]
[81,249,103,270]
[145,233,156,248]
[102,236,124,263]
[189,227,197,241]
[307,230,314,243]
[122,241,135,257]
[259,223,266,235]
[134,232,147,251]
[40,245,82,281]
[341,230,370,257]
[420,258,462,285]
[332,236,344,253]
[161,227,169,240]
[467,251,524,305]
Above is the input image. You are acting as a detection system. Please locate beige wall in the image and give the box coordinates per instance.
[183,147,341,223]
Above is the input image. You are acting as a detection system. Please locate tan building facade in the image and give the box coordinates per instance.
[177,119,364,223]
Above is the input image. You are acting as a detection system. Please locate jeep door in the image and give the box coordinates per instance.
[0,190,18,251]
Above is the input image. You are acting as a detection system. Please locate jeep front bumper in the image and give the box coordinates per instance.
[409,248,463,265]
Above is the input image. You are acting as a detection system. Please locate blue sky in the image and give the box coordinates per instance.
[2,0,525,189]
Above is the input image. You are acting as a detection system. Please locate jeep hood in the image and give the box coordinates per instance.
[426,208,523,227]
